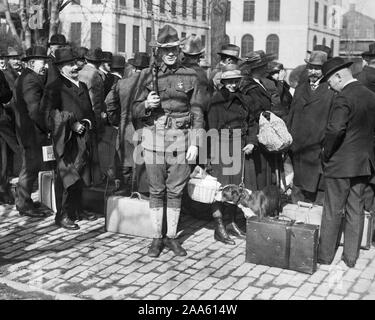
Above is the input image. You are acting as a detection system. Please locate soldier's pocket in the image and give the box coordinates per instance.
[175,85,194,100]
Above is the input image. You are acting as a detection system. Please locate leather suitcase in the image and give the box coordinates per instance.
[38,171,57,213]
[340,211,374,250]
[281,202,322,227]
[106,192,156,238]
[246,217,292,269]
[289,223,319,274]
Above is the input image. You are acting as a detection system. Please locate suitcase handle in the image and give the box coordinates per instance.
[278,215,296,224]
[297,201,314,209]
[130,192,142,200]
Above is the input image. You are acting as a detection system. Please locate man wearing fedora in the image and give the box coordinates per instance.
[14,45,50,217]
[210,44,241,91]
[132,24,204,258]
[318,57,375,268]
[79,48,107,140]
[287,50,334,205]
[99,51,115,97]
[46,34,68,85]
[42,47,98,229]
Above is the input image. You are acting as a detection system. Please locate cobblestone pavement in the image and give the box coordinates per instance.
[0,202,375,301]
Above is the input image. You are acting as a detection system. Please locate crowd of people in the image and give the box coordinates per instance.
[1,24,375,268]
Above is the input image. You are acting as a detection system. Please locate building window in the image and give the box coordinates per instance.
[91,23,102,48]
[181,32,186,39]
[314,1,319,24]
[330,39,334,55]
[70,22,81,47]
[268,0,280,21]
[133,25,139,53]
[243,0,255,22]
[119,0,125,6]
[118,23,126,52]
[134,0,140,8]
[313,35,317,48]
[202,0,207,21]
[193,0,197,19]
[201,35,206,47]
[171,0,176,16]
[324,5,328,26]
[182,0,187,17]
[322,38,326,46]
[159,0,165,13]
[92,0,100,4]
[266,34,279,59]
[226,1,231,21]
[241,34,254,57]
[146,27,152,54]
[224,34,230,44]
[147,0,152,12]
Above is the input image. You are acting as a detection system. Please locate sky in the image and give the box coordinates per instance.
[342,0,375,18]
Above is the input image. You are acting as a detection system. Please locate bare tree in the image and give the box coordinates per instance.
[3,0,22,45]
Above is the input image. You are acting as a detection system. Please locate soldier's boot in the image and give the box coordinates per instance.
[164,207,187,256]
[226,207,246,239]
[214,217,236,245]
[147,207,164,258]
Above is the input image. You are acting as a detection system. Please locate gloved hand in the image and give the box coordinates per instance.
[186,145,198,162]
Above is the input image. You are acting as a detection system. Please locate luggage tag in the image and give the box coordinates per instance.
[42,133,55,162]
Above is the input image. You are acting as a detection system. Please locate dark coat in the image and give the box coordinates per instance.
[14,68,48,149]
[46,55,60,85]
[207,88,259,190]
[99,69,115,98]
[268,77,293,113]
[322,81,375,178]
[288,81,334,192]
[42,75,101,188]
[356,66,375,93]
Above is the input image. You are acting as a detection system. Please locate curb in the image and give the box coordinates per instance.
[0,277,83,300]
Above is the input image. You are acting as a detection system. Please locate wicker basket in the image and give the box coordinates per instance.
[188,177,221,204]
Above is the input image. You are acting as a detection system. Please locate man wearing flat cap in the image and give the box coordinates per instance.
[133,24,204,258]
[318,57,375,268]
[287,51,335,205]
[42,47,99,230]
[14,46,50,218]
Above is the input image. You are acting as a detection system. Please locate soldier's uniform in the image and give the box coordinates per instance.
[132,25,204,257]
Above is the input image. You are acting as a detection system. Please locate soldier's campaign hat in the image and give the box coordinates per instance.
[102,51,113,63]
[243,50,275,70]
[73,47,89,60]
[307,45,332,59]
[321,57,353,83]
[217,44,241,60]
[84,47,104,62]
[268,61,284,74]
[48,34,68,46]
[361,43,375,59]
[182,35,205,56]
[220,64,244,82]
[111,55,126,69]
[304,50,328,66]
[53,47,76,65]
[21,45,50,61]
[128,52,150,69]
[157,25,180,48]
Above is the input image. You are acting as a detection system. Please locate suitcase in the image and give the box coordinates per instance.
[289,223,319,274]
[281,201,323,226]
[38,171,57,213]
[105,192,156,238]
[340,211,374,250]
[246,217,292,269]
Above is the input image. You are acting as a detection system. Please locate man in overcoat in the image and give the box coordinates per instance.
[46,34,68,85]
[318,57,375,268]
[133,25,204,258]
[14,46,50,217]
[287,51,334,204]
[99,51,115,97]
[43,47,98,230]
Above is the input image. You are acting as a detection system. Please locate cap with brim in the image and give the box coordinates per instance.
[321,58,353,83]
[221,70,243,82]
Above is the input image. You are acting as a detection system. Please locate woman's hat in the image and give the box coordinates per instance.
[157,25,180,48]
[242,50,275,70]
[21,45,49,61]
[321,57,353,83]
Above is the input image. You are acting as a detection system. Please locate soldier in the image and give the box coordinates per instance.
[43,47,98,230]
[46,34,68,85]
[99,51,115,97]
[14,46,50,217]
[133,25,204,258]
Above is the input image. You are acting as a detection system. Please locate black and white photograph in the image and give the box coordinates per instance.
[0,0,374,306]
